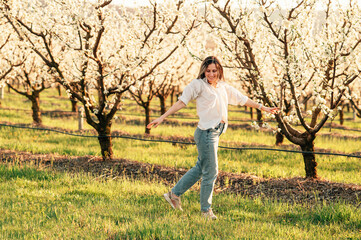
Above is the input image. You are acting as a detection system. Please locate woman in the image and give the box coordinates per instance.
[147,56,279,220]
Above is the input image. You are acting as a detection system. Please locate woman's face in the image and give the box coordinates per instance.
[205,63,218,83]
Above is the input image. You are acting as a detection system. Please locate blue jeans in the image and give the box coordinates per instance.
[172,122,225,212]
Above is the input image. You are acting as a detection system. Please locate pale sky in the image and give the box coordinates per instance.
[113,0,355,8]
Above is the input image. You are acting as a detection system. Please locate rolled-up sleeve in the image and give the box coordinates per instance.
[178,79,202,105]
[225,84,248,106]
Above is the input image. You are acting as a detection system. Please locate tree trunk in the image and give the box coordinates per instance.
[256,109,263,126]
[250,107,253,120]
[0,87,4,100]
[30,92,42,126]
[175,86,180,100]
[170,89,175,106]
[57,85,62,96]
[300,141,318,179]
[353,107,356,120]
[97,122,113,161]
[70,97,78,112]
[145,105,151,134]
[159,96,166,115]
[275,132,284,146]
[339,108,344,125]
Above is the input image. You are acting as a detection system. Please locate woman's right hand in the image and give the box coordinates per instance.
[146,100,186,129]
[147,117,164,129]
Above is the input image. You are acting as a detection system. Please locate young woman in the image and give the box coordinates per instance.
[147,56,279,220]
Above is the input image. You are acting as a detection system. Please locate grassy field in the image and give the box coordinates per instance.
[1,163,360,239]
[1,88,361,239]
[0,125,360,185]
[0,89,360,184]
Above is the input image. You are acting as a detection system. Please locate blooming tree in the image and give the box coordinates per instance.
[183,15,266,126]
[155,47,197,116]
[207,0,361,178]
[131,50,197,134]
[1,13,53,125]
[4,54,54,125]
[2,0,131,160]
[127,0,198,134]
[348,82,361,118]
[1,0,200,159]
[0,0,188,159]
[0,34,13,92]
[0,27,23,100]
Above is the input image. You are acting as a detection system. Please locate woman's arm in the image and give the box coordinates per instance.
[147,100,186,129]
[224,84,278,114]
[244,98,279,114]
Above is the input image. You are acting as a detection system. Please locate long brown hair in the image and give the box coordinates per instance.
[197,56,224,81]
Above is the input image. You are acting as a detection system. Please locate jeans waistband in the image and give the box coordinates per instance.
[204,122,225,135]
[214,122,225,130]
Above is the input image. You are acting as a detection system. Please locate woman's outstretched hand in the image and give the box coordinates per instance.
[263,107,280,114]
[146,100,186,129]
[147,117,164,129]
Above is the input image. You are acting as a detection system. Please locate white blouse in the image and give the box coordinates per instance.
[179,78,248,132]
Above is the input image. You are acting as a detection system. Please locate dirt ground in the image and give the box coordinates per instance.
[1,149,360,206]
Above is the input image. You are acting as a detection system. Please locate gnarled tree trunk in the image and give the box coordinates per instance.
[250,107,253,120]
[170,88,175,106]
[97,122,113,161]
[145,105,151,134]
[57,85,62,96]
[339,108,344,125]
[30,92,42,126]
[256,109,263,126]
[159,96,166,115]
[70,96,78,112]
[300,140,317,178]
[275,132,284,146]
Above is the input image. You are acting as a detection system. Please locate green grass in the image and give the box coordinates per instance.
[1,163,360,239]
[1,107,360,154]
[0,126,360,185]
[0,89,361,184]
[1,89,361,239]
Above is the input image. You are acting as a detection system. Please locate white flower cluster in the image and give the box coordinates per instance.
[273,128,282,134]
[84,96,92,108]
[250,121,260,130]
[261,122,271,129]
[65,89,72,98]
[282,114,299,125]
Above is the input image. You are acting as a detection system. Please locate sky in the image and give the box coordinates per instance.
[113,0,355,8]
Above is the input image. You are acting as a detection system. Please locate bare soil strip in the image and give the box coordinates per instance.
[1,149,360,206]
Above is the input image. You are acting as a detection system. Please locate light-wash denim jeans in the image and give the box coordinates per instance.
[172,122,225,212]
